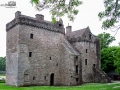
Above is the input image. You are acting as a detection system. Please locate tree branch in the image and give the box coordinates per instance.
[115,0,119,12]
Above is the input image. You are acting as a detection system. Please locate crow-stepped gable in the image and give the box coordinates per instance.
[6,11,111,86]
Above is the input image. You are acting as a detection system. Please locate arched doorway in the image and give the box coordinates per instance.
[50,73,54,85]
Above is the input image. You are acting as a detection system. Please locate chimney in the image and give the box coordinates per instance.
[35,14,44,21]
[15,11,21,18]
[66,25,72,39]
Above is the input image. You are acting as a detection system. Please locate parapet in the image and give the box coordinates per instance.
[6,11,65,34]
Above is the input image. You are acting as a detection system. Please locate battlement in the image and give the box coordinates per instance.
[6,11,65,34]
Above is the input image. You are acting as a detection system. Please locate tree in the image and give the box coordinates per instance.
[101,46,117,72]
[98,0,120,30]
[30,0,83,23]
[98,32,116,50]
[113,46,120,75]
[0,57,6,71]
[101,46,120,75]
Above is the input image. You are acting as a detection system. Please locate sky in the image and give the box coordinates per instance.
[0,0,120,57]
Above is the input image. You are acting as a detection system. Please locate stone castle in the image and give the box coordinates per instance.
[6,11,111,86]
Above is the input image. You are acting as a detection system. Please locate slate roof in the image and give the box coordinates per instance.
[71,28,87,39]
[62,38,80,55]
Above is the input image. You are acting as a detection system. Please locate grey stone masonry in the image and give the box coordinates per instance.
[6,11,111,87]
[6,11,65,34]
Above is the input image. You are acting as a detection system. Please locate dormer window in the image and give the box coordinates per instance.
[89,33,91,39]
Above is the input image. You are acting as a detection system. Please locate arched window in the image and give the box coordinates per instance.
[24,70,29,82]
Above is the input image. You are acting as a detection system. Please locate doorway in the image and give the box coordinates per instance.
[50,73,54,85]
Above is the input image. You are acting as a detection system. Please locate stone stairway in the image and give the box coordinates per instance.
[93,66,111,83]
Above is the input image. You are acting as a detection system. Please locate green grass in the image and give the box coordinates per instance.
[0,82,120,90]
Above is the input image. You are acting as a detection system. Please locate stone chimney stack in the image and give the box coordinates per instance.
[15,11,21,18]
[35,14,44,21]
[66,25,72,39]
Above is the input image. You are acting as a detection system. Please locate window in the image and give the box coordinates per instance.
[85,59,87,65]
[29,52,32,57]
[50,57,51,60]
[59,24,62,27]
[56,63,58,66]
[33,76,35,80]
[89,33,91,39]
[24,74,29,82]
[76,78,79,82]
[24,70,29,82]
[86,49,87,53]
[93,64,95,67]
[76,65,78,74]
[75,56,78,60]
[30,34,33,39]
[44,76,46,80]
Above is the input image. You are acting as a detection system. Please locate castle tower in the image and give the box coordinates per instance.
[6,11,110,87]
[6,11,82,86]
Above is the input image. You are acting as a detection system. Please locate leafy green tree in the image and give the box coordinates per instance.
[0,57,6,71]
[101,46,117,72]
[101,46,120,75]
[30,0,83,23]
[113,46,120,75]
[98,32,116,50]
[98,0,120,30]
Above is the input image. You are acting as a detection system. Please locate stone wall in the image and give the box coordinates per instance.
[6,25,19,86]
[93,67,111,83]
[67,27,101,83]
[6,11,73,86]
[61,39,82,85]
[6,11,110,86]
[17,24,65,86]
[73,41,98,83]
[17,23,82,86]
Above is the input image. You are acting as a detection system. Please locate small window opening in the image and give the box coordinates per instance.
[75,56,78,60]
[85,59,87,65]
[30,34,33,39]
[44,76,46,80]
[89,33,91,39]
[29,52,32,57]
[50,57,51,60]
[86,49,87,53]
[76,78,79,82]
[59,24,62,27]
[93,64,95,67]
[56,63,58,66]
[33,76,35,80]
[76,65,78,74]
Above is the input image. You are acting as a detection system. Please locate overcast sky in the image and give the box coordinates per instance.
[0,0,119,57]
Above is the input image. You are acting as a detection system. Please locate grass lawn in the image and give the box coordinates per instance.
[0,82,120,90]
